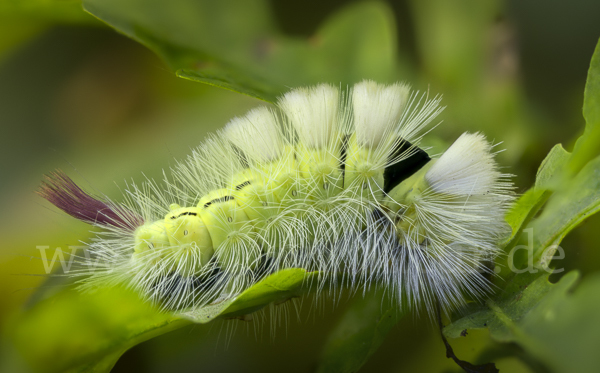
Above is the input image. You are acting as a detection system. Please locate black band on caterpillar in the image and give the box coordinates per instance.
[382,139,431,193]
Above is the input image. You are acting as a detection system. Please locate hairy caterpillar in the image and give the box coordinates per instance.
[39,80,513,315]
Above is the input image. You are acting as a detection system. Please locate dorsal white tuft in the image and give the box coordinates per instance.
[278,83,340,148]
[425,132,502,196]
[223,107,284,162]
[352,80,410,148]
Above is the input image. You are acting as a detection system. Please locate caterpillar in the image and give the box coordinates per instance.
[38,80,514,315]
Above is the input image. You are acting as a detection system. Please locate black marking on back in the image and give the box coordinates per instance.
[170,211,198,220]
[203,195,234,208]
[235,181,251,190]
[340,135,349,173]
[383,139,430,193]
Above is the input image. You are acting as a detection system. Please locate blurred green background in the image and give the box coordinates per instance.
[1,0,600,372]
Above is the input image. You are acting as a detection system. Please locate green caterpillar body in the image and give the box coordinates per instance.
[40,81,513,313]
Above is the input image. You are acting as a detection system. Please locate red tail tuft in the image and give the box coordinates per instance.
[38,170,144,231]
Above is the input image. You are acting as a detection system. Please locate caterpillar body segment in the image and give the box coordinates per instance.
[164,205,214,267]
[39,80,514,314]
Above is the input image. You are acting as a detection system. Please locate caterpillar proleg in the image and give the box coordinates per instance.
[39,80,514,315]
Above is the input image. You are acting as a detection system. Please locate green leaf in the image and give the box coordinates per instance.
[502,189,546,248]
[316,291,404,373]
[501,144,571,254]
[11,285,184,373]
[82,0,400,102]
[516,272,600,373]
[530,154,600,266]
[446,271,600,373]
[498,143,600,274]
[534,144,572,189]
[445,272,577,341]
[501,50,600,268]
[11,268,317,372]
[180,268,318,323]
[569,37,600,174]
